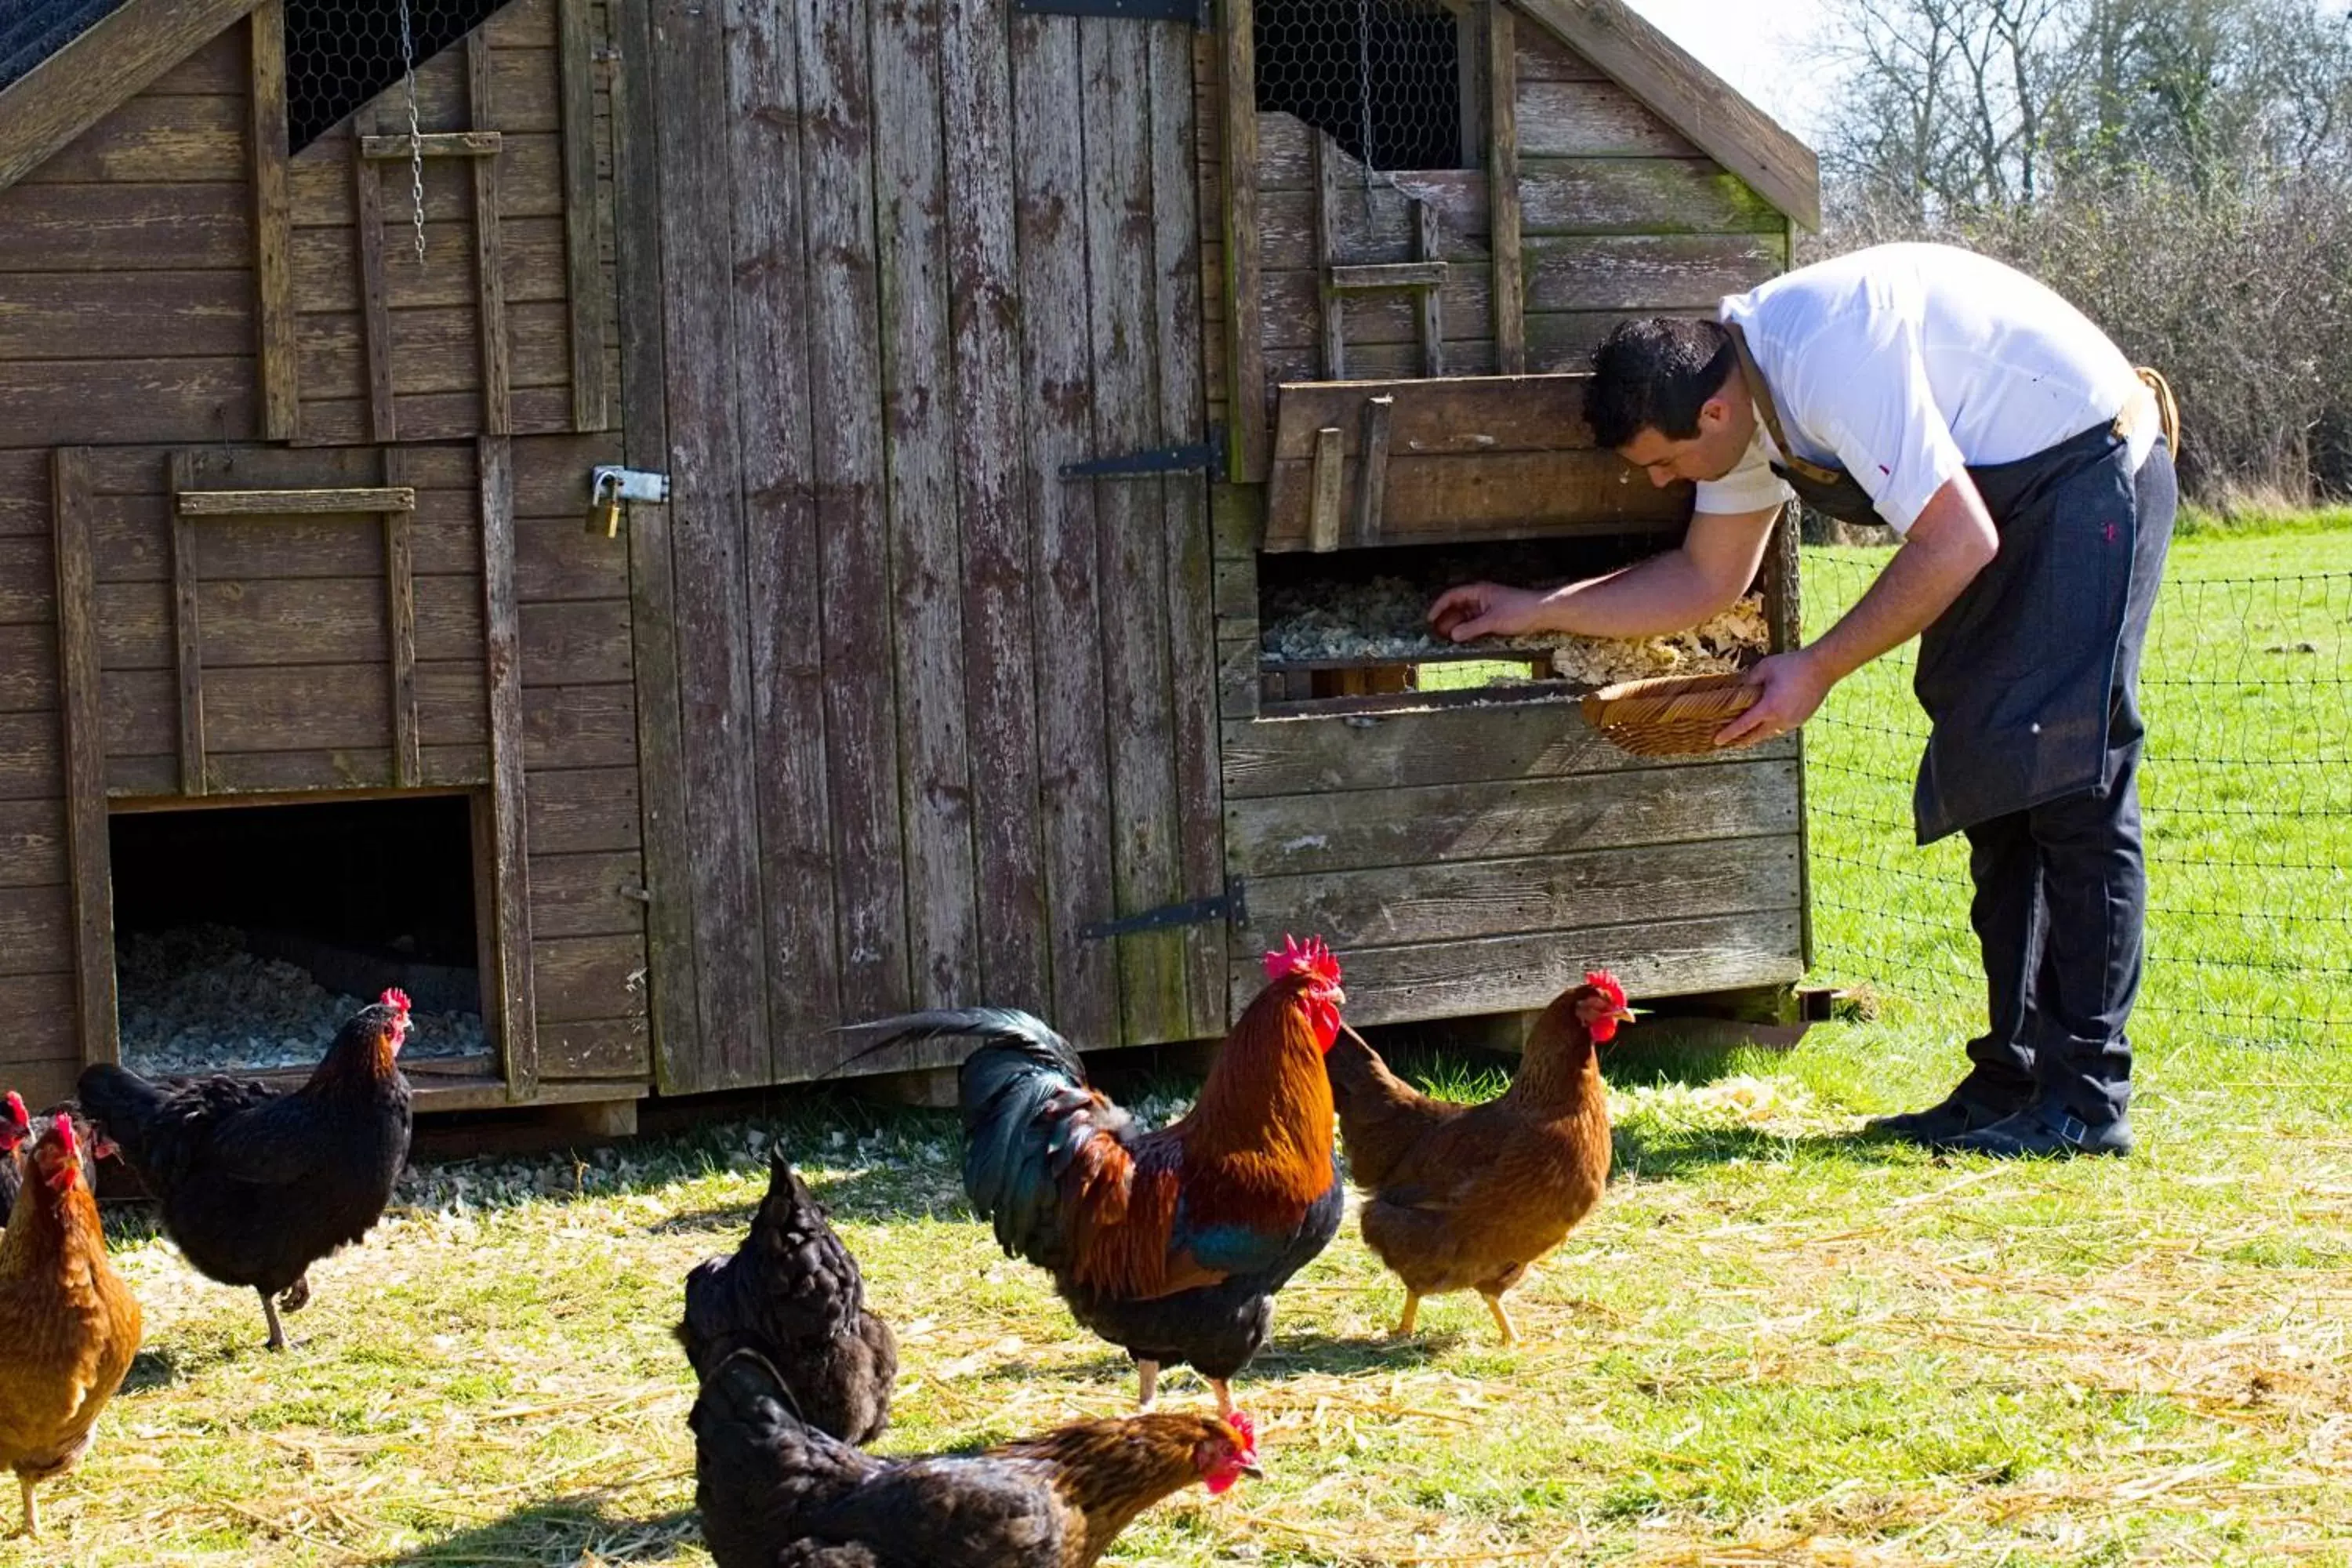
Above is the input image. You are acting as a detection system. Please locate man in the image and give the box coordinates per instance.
[1429,242,2175,1159]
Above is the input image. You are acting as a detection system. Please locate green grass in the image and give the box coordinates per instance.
[6,530,2351,1566]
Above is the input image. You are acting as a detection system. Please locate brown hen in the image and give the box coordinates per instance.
[1325,971,1633,1343]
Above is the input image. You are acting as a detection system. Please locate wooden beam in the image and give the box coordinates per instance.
[176,486,415,515]
[1307,424,1343,552]
[1352,394,1394,545]
[249,0,297,440]
[383,452,421,788]
[557,0,609,430]
[358,130,504,158]
[1328,260,1450,292]
[1488,2,1525,375]
[0,0,263,194]
[53,449,120,1069]
[167,453,208,795]
[478,437,538,1101]
[1510,0,1820,230]
[1312,131,1344,379]
[470,34,512,437]
[1415,198,1444,377]
[1221,0,1266,479]
[354,107,397,443]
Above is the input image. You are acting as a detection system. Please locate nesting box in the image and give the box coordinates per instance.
[0,0,1815,1123]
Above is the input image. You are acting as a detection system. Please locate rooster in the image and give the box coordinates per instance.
[692,1347,1259,1568]
[1325,971,1634,1344]
[677,1151,898,1445]
[77,988,415,1351]
[0,1114,143,1538]
[855,936,1347,1416]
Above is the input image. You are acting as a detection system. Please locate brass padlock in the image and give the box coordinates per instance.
[588,470,622,538]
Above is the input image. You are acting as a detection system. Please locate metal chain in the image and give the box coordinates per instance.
[398,0,426,267]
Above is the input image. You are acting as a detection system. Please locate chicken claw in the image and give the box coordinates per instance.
[1392,1291,1421,1338]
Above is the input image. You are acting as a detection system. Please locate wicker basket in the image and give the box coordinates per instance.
[1580,671,1759,757]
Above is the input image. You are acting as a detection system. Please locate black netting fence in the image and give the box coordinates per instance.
[1255,0,1465,172]
[286,0,503,151]
[1805,550,2352,1053]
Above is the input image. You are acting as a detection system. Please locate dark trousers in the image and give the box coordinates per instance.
[1956,441,2176,1127]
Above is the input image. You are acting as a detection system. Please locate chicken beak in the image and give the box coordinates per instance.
[1238,1458,1265,1479]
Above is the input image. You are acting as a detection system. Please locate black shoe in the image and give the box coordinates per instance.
[1862,1087,2023,1145]
[1942,1102,2132,1160]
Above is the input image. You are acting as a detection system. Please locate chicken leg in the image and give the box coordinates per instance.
[1134,1359,1160,1410]
[1482,1290,1519,1346]
[1392,1290,1421,1338]
[260,1288,289,1352]
[16,1473,37,1540]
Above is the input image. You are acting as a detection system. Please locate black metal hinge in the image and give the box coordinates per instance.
[1061,427,1226,480]
[1080,881,1246,941]
[1016,0,1210,23]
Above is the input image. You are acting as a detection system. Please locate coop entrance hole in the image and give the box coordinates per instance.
[108,793,490,1076]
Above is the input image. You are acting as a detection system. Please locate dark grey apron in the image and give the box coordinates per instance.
[1726,325,2170,844]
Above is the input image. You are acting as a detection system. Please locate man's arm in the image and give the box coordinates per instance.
[1428,506,1781,641]
[1713,473,1999,746]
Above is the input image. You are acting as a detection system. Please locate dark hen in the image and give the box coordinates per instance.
[677,1151,897,1445]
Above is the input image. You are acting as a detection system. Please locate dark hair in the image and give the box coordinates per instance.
[1584,318,1737,448]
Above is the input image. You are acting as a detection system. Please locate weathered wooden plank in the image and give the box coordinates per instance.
[1271,375,1599,459]
[1415,198,1444,376]
[1327,260,1450,292]
[518,598,631,683]
[1011,5,1117,1048]
[1516,78,1700,159]
[384,452,422,786]
[1265,448,1686,548]
[800,0,908,1037]
[1516,19,1605,82]
[729,0,842,1081]
[528,849,647,938]
[292,216,571,312]
[0,885,78,977]
[0,800,69,887]
[608,0,700,1087]
[1231,910,1806,1025]
[557,0,608,430]
[482,0,559,48]
[521,681,633,770]
[177,486,413,515]
[525,764,641,855]
[470,34,514,437]
[1087,9,1184,1046]
[1223,701,1797,797]
[0,973,82,1088]
[0,713,65,800]
[479,437,537,1098]
[536,1014,649,1078]
[0,536,53,625]
[1222,0,1265,479]
[514,517,629,602]
[361,46,562,135]
[103,744,488,797]
[1306,425,1343,552]
[297,386,575,447]
[1525,232,1784,313]
[249,0,298,440]
[146,30,247,94]
[99,505,377,584]
[530,932,642,1023]
[1312,129,1343,378]
[1490,4,1525,375]
[873,0,978,1014]
[51,449,116,1068]
[0,625,58,713]
[1526,307,1662,372]
[1351,394,1393,545]
[21,91,245,187]
[99,662,431,755]
[166,452,207,793]
[945,0,1048,1013]
[353,106,397,441]
[1239,833,1799,949]
[1231,757,1801,876]
[0,0,261,195]
[1261,266,1492,354]
[103,573,483,667]
[0,361,256,448]
[358,131,504,160]
[290,133,566,225]
[0,274,251,362]
[1151,8,1223,1038]
[0,182,248,271]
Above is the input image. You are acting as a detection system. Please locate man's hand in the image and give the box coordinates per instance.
[1715,648,1832,747]
[1428,582,1549,642]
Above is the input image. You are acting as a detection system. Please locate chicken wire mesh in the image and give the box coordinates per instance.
[286,0,504,151]
[1804,553,2352,1054]
[1254,0,1467,173]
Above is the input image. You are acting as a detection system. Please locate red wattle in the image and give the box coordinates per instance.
[1308,1000,1340,1053]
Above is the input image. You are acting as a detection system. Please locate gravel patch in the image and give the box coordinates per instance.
[118,924,487,1076]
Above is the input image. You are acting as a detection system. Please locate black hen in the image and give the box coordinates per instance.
[677,1152,897,1446]
[691,1348,1258,1568]
[76,989,415,1350]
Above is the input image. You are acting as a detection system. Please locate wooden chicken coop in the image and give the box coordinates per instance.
[0,0,1815,1125]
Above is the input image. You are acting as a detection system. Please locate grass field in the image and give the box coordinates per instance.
[5,529,2350,1566]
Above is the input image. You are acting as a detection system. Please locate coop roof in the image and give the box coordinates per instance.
[0,0,263,192]
[1512,0,1820,230]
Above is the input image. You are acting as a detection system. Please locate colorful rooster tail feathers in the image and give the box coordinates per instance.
[1583,970,1627,1011]
[1264,935,1340,986]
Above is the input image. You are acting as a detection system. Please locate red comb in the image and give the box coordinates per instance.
[1262,935,1340,985]
[380,987,412,1015]
[1226,1410,1257,1450]
[1584,970,1627,1007]
[52,1116,78,1160]
[3,1091,25,1132]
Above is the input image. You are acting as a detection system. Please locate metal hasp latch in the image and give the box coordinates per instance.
[1080,881,1246,941]
[587,465,670,537]
[1061,427,1227,480]
[1014,0,1210,24]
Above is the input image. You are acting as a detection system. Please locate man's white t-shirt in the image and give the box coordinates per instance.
[1694,243,2155,534]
